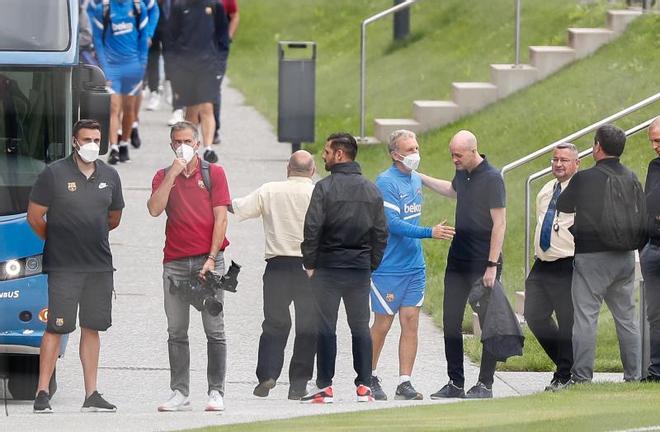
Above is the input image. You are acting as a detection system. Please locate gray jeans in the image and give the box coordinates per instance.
[571,251,640,382]
[163,254,227,396]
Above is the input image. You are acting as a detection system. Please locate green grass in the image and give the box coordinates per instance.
[192,383,660,431]
[228,0,660,371]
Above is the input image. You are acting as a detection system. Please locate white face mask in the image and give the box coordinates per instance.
[398,152,420,171]
[76,141,100,163]
[175,144,196,163]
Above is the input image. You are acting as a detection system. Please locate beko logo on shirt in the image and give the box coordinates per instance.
[404,203,422,214]
[0,291,20,299]
[112,22,134,33]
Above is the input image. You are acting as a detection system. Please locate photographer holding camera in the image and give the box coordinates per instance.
[147,121,231,412]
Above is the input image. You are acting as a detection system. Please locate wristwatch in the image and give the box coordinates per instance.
[486,260,499,268]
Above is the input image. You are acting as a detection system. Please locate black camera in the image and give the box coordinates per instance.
[168,261,241,316]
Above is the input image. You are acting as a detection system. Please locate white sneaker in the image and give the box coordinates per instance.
[146,91,161,111]
[205,390,225,412]
[168,109,184,126]
[157,390,192,412]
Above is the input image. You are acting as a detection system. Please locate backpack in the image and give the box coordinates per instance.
[163,159,212,193]
[102,0,143,42]
[595,163,647,251]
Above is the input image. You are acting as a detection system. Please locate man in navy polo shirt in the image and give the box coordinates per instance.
[147,121,231,412]
[27,119,124,413]
[418,130,506,399]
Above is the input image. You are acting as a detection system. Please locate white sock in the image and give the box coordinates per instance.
[110,144,119,152]
[399,375,411,384]
[132,121,138,129]
[372,369,377,377]
[119,140,129,148]
[117,129,122,136]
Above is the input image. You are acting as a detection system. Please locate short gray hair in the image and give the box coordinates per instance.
[555,142,578,155]
[170,121,199,142]
[388,129,416,153]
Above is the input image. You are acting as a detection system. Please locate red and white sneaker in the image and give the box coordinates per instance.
[300,385,333,404]
[356,384,374,402]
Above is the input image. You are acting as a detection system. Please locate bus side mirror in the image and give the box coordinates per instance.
[77,64,111,155]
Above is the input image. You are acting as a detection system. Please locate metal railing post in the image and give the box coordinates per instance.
[514,0,522,66]
[359,0,419,141]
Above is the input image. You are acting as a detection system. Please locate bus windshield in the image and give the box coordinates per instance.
[0,0,71,52]
[0,69,67,216]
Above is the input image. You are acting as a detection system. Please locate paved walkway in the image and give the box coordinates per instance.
[1,81,622,431]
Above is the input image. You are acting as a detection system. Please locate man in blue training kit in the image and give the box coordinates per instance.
[369,130,455,401]
[88,0,159,164]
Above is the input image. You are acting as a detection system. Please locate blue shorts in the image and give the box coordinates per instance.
[370,270,426,315]
[105,62,144,96]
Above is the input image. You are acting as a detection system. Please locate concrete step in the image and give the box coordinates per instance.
[607,9,643,34]
[452,82,498,116]
[568,28,614,59]
[515,291,525,317]
[373,118,421,143]
[490,64,539,98]
[529,46,576,79]
[413,100,459,131]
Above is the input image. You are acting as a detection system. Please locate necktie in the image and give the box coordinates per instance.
[540,182,561,252]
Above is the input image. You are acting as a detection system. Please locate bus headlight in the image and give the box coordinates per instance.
[0,255,42,280]
[5,260,21,278]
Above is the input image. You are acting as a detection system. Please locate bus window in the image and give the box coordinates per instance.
[0,0,70,52]
[0,70,66,216]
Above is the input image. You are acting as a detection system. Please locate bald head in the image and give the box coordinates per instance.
[449,130,482,172]
[650,116,660,157]
[288,150,315,178]
[450,130,478,152]
[650,116,660,133]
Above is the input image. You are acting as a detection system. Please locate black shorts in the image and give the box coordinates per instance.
[46,271,114,334]
[172,64,222,107]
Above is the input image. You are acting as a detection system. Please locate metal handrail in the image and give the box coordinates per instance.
[501,92,660,177]
[359,0,420,141]
[523,117,656,275]
[514,0,522,66]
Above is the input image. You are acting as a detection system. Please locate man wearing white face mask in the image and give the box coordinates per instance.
[368,130,455,401]
[28,119,125,413]
[147,121,231,412]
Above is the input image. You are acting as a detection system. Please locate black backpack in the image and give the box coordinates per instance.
[595,163,647,251]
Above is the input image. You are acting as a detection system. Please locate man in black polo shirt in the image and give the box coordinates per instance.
[27,119,124,413]
[556,124,641,384]
[418,129,506,399]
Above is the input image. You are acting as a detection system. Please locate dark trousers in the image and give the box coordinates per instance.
[146,35,162,92]
[313,268,372,388]
[524,257,574,381]
[213,57,228,133]
[443,266,498,388]
[641,243,660,378]
[256,257,316,391]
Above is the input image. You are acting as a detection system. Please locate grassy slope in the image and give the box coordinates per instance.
[227,0,660,371]
[196,383,660,432]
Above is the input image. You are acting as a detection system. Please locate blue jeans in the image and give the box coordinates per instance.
[163,254,226,396]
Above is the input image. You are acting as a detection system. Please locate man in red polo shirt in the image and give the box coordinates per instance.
[147,120,231,412]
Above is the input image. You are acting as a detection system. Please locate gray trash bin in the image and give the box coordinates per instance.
[278,41,316,152]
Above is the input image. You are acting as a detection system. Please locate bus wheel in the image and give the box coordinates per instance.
[6,355,56,400]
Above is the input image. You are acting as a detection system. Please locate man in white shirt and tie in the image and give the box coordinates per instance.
[524,142,580,391]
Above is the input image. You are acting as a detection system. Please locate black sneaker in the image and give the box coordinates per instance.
[370,375,387,401]
[430,380,465,399]
[395,381,423,400]
[33,390,52,414]
[119,145,130,163]
[130,127,141,149]
[641,374,660,383]
[545,377,570,392]
[465,381,493,399]
[107,149,120,165]
[213,131,221,145]
[288,384,307,401]
[253,378,276,398]
[81,391,117,412]
[203,148,218,163]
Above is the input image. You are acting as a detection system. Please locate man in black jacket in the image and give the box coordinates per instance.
[301,132,388,404]
[641,116,660,381]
